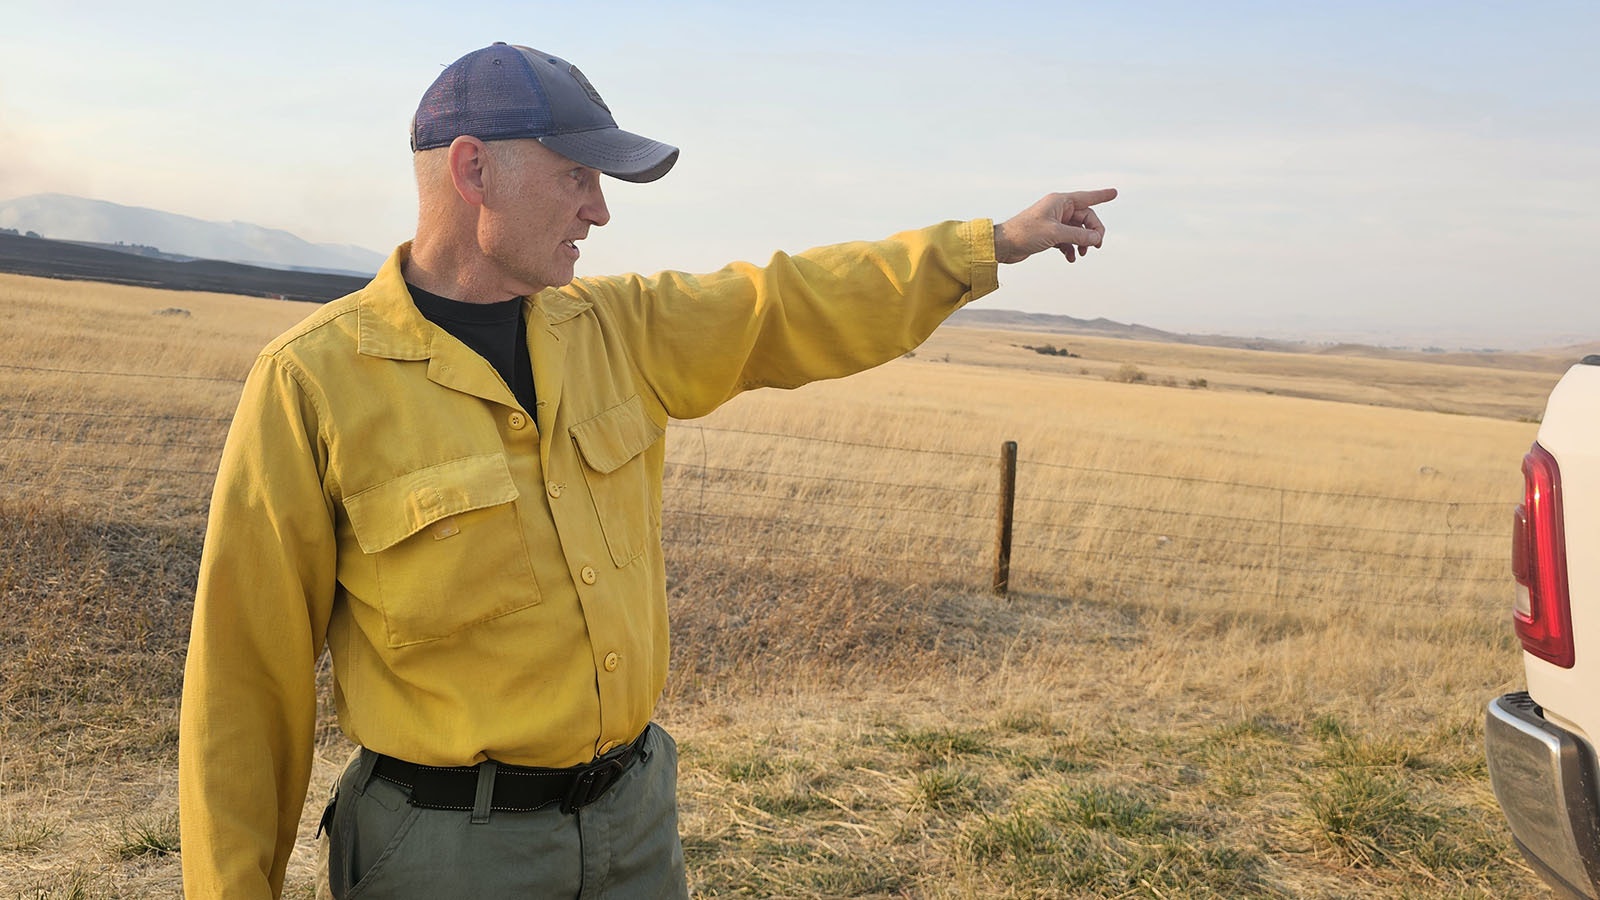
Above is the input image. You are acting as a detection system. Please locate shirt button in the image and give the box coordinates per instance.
[508,411,528,429]
[547,481,564,499]
[603,652,620,672]
[580,565,597,585]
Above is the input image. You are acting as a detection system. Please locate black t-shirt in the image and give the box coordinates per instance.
[407,284,537,415]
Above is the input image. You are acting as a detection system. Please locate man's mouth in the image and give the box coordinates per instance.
[562,239,580,258]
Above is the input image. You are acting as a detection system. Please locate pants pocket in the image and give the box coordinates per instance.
[330,769,422,899]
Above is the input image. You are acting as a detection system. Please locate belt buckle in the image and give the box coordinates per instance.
[561,758,626,814]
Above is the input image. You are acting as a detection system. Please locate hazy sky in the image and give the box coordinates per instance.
[2,1,1596,348]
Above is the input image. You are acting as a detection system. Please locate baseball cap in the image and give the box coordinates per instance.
[411,43,678,183]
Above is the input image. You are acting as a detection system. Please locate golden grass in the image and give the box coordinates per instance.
[917,325,1564,421]
[0,271,1562,897]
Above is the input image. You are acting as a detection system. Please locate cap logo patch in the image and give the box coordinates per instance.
[568,64,610,113]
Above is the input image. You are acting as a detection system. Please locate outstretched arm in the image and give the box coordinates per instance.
[993,188,1118,264]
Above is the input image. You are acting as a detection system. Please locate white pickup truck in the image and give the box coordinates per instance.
[1487,356,1600,899]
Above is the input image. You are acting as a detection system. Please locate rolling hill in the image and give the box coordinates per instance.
[0,193,385,275]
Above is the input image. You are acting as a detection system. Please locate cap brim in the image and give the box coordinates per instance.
[539,128,679,183]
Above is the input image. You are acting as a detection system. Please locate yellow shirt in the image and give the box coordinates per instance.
[177,219,999,898]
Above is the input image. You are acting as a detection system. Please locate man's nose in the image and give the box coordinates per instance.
[582,182,610,227]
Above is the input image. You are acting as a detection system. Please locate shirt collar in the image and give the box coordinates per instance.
[356,244,433,361]
[356,243,593,359]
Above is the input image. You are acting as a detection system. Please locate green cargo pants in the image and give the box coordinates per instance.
[318,724,688,899]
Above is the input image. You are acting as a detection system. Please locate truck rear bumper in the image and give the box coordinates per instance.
[1486,692,1600,899]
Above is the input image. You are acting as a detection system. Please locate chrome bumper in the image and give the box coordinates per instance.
[1486,692,1600,900]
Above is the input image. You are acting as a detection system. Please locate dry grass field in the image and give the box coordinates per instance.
[0,270,1569,898]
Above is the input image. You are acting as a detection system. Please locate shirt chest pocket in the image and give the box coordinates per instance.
[569,395,664,567]
[343,453,540,647]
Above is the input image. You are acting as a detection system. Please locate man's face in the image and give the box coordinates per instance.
[477,139,610,293]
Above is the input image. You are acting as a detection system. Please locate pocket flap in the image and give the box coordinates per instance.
[344,454,519,553]
[569,395,664,474]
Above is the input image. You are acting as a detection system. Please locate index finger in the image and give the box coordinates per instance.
[1064,188,1118,208]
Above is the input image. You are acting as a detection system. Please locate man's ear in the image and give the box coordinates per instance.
[446,136,489,207]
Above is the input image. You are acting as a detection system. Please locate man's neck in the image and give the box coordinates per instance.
[404,235,541,304]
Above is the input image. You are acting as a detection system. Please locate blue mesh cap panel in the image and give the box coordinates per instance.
[412,44,557,150]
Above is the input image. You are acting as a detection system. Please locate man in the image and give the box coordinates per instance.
[178,42,1114,899]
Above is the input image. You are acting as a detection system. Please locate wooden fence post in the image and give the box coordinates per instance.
[995,440,1018,595]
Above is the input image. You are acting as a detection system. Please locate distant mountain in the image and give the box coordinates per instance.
[947,307,1583,373]
[951,307,1307,352]
[0,193,386,275]
[0,231,368,303]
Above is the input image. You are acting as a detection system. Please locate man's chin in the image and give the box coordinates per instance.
[485,250,574,294]
[541,259,578,290]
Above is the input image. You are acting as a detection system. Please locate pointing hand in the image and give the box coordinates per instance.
[993,189,1118,264]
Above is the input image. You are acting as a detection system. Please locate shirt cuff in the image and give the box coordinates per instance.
[961,218,1000,303]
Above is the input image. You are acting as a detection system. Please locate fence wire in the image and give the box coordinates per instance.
[0,364,1512,611]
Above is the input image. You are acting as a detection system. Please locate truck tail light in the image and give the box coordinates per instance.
[1513,442,1573,668]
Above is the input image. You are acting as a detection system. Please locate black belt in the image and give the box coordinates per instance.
[372,726,651,815]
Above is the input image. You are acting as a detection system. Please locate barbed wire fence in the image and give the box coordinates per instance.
[661,423,1508,611]
[0,361,1510,612]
